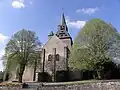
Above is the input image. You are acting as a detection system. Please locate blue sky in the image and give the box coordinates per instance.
[0,0,120,70]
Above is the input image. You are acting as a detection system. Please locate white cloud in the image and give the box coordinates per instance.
[0,33,8,71]
[0,49,5,71]
[0,61,3,71]
[12,0,25,9]
[66,17,86,29]
[0,49,5,58]
[0,33,8,58]
[76,7,99,15]
[0,33,8,43]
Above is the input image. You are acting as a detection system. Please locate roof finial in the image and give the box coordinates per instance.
[62,8,64,13]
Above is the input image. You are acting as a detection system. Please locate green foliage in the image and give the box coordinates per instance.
[69,19,119,76]
[3,29,42,82]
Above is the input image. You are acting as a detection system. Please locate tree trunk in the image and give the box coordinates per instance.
[18,74,23,83]
[18,64,26,83]
[97,70,101,80]
[92,71,97,79]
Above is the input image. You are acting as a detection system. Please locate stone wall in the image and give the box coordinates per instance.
[9,66,35,82]
[1,80,120,90]
[40,80,120,90]
[22,67,34,82]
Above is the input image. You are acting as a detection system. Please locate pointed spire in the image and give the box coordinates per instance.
[60,12,66,25]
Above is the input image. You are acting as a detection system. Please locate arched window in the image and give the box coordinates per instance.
[48,54,53,61]
[56,54,59,61]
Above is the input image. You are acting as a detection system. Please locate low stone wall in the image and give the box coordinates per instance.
[41,80,120,90]
[1,80,120,90]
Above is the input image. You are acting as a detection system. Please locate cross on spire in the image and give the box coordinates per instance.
[60,9,66,26]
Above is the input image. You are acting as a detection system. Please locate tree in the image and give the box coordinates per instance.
[3,29,41,83]
[69,19,119,79]
[0,71,4,82]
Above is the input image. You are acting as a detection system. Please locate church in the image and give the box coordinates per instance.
[35,13,73,82]
[10,13,73,82]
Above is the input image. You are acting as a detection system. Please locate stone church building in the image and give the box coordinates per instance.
[10,13,73,82]
[36,13,73,82]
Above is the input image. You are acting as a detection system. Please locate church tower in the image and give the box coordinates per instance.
[56,13,73,49]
